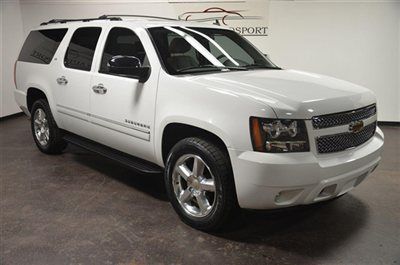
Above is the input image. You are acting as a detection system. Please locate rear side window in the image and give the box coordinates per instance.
[18,29,67,64]
[64,27,101,71]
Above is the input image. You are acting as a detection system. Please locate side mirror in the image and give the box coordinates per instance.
[108,55,151,83]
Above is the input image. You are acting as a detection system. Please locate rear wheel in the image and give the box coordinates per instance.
[165,137,238,231]
[31,99,67,154]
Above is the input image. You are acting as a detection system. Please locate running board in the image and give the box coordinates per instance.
[63,133,163,174]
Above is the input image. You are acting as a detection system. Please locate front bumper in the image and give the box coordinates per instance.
[228,127,384,209]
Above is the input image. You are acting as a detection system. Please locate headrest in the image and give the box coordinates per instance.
[169,37,191,54]
[115,43,137,56]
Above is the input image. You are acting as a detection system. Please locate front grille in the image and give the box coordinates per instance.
[312,104,376,129]
[316,122,376,154]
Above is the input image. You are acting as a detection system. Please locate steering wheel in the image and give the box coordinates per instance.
[216,54,248,67]
[216,54,228,61]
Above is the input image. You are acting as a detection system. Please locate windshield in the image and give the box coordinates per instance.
[148,26,280,75]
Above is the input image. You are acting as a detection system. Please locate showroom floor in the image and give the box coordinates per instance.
[1,115,399,265]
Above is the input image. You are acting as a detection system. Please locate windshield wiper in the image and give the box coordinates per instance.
[176,64,248,73]
[245,64,282,70]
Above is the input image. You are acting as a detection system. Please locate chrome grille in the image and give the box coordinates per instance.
[312,104,376,129]
[316,122,376,154]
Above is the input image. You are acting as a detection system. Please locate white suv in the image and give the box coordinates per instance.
[14,15,384,231]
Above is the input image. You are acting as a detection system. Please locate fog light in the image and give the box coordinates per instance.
[274,189,303,205]
[318,184,337,199]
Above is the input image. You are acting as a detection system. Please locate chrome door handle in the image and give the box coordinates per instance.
[56,76,68,85]
[92,84,107,94]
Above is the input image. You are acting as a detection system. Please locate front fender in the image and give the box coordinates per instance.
[154,72,277,166]
[155,116,234,166]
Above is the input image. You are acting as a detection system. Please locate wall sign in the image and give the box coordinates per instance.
[171,0,269,37]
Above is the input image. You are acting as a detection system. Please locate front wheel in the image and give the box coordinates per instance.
[165,137,238,231]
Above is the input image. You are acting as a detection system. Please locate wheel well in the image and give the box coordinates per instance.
[162,123,229,163]
[27,88,47,113]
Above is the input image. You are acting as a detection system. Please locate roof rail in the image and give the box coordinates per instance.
[40,14,178,26]
[40,16,121,26]
[99,14,178,21]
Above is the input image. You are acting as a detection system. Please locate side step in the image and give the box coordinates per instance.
[63,133,163,174]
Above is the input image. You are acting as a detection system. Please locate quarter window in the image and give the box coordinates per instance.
[18,29,68,64]
[64,27,101,71]
[100,27,148,75]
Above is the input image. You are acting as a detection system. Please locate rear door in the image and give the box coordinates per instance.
[55,27,102,137]
[89,27,158,162]
[16,28,68,116]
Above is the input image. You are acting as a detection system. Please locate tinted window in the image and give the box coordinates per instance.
[18,29,67,64]
[100,27,148,74]
[64,27,101,71]
[211,34,254,65]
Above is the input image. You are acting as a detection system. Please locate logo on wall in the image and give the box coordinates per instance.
[178,7,268,37]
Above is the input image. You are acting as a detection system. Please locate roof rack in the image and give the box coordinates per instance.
[99,14,178,21]
[40,14,178,26]
[40,16,121,26]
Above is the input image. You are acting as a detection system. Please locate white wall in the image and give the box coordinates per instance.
[267,0,400,122]
[17,0,267,36]
[0,0,24,118]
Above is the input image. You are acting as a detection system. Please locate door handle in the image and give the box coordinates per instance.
[92,84,107,94]
[56,76,68,85]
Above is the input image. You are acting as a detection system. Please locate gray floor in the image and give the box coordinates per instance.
[1,115,399,265]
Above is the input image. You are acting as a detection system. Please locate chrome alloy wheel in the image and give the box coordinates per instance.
[33,108,50,146]
[172,154,216,218]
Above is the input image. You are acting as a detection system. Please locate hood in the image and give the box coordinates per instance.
[190,69,376,119]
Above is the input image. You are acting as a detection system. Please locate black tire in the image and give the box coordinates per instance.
[165,137,238,231]
[30,99,67,154]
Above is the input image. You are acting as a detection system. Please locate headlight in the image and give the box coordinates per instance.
[250,117,310,153]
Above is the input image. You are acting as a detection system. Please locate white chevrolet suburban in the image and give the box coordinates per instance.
[14,15,384,231]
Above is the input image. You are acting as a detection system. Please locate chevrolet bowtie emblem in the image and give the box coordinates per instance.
[349,120,364,133]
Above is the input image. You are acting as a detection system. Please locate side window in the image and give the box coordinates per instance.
[18,29,68,64]
[64,27,101,71]
[100,27,148,74]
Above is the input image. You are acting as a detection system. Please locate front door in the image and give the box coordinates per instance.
[89,27,158,162]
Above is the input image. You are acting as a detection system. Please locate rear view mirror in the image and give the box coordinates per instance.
[108,55,151,83]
